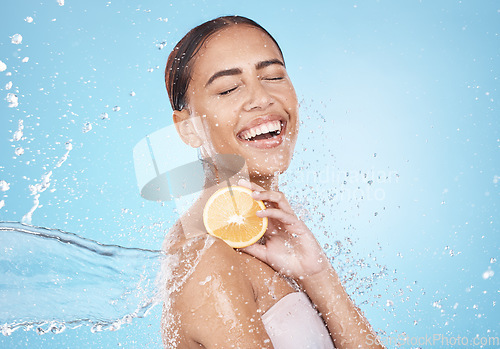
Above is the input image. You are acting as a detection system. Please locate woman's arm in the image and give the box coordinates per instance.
[239,179,385,349]
[299,264,384,348]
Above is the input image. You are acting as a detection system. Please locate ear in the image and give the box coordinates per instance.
[173,109,203,148]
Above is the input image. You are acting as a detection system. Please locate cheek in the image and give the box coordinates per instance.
[204,122,236,152]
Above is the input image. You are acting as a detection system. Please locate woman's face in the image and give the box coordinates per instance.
[185,24,299,179]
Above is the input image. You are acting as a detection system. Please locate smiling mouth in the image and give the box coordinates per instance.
[237,119,285,144]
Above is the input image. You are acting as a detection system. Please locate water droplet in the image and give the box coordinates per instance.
[147,68,154,73]
[57,0,65,6]
[0,60,6,72]
[386,299,394,307]
[156,41,167,50]
[15,147,24,156]
[432,301,441,308]
[21,57,29,63]
[482,269,494,280]
[65,141,73,151]
[5,81,12,90]
[0,200,4,209]
[374,212,378,216]
[25,16,33,23]
[0,180,10,192]
[100,112,109,120]
[6,93,19,108]
[11,34,23,45]
[373,153,377,157]
[112,106,120,112]
[490,258,497,264]
[199,275,212,285]
[82,122,92,133]
[130,91,136,97]
[13,120,23,140]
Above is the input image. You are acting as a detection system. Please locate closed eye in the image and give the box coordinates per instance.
[219,86,238,96]
[264,76,284,81]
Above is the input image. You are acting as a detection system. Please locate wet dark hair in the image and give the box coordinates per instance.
[165,15,284,111]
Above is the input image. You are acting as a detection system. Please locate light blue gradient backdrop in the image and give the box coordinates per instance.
[1,0,498,348]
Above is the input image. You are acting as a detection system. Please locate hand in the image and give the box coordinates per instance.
[237,179,331,281]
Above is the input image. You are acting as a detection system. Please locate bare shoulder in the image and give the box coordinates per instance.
[162,224,271,348]
[173,236,254,315]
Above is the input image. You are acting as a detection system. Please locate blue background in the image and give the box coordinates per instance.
[1,0,498,348]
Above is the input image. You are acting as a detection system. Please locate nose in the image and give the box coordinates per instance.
[243,80,275,112]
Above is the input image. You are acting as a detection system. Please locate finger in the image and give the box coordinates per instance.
[257,208,298,225]
[240,242,268,263]
[237,178,265,191]
[252,190,294,214]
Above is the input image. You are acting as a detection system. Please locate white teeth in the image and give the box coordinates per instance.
[240,120,283,140]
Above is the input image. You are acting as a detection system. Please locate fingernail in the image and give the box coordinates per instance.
[256,210,265,216]
[252,191,260,198]
[238,178,249,185]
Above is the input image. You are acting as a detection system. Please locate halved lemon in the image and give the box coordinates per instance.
[203,185,268,248]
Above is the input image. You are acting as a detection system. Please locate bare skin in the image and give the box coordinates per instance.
[162,24,385,348]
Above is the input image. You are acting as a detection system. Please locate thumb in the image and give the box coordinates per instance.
[240,242,268,263]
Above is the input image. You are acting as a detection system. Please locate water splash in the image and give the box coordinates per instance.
[14,147,24,156]
[55,141,72,168]
[0,181,9,192]
[12,120,23,141]
[6,93,18,108]
[0,222,164,336]
[10,34,22,45]
[156,41,167,50]
[482,269,494,280]
[22,142,73,224]
[82,122,92,133]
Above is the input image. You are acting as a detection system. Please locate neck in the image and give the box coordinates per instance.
[252,174,279,191]
[199,154,280,191]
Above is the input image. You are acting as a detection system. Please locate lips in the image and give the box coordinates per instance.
[236,115,287,149]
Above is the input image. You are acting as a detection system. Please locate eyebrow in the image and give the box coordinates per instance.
[205,68,242,87]
[255,58,284,70]
[205,59,285,87]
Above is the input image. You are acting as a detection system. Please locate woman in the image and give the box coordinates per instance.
[161,16,385,348]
